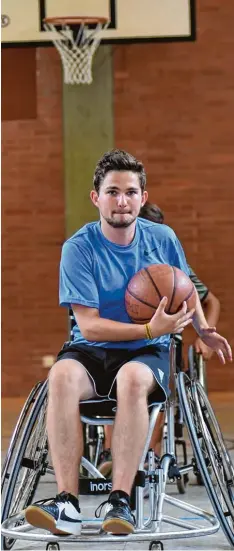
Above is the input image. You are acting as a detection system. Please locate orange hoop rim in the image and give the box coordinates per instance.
[43,16,109,26]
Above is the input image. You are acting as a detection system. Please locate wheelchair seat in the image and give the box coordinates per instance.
[79,398,116,417]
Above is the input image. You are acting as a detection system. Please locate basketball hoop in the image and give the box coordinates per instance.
[43,16,109,85]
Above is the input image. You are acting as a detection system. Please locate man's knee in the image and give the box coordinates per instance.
[48,359,89,396]
[117,362,155,398]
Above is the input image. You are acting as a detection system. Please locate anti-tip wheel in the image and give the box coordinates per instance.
[149,541,164,550]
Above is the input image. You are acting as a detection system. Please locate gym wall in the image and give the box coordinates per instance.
[2,0,234,395]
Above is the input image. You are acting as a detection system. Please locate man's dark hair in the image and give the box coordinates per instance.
[139,201,164,224]
[93,149,146,194]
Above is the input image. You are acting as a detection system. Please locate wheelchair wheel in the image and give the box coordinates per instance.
[187,346,209,486]
[1,380,48,550]
[177,372,234,548]
[188,345,208,393]
[193,379,234,506]
[2,381,44,493]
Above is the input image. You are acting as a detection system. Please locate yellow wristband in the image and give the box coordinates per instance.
[145,323,153,340]
[147,323,153,339]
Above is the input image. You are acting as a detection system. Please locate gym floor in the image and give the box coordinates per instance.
[2,393,234,550]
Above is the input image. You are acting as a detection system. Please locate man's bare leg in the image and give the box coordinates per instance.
[111,362,156,495]
[47,359,96,496]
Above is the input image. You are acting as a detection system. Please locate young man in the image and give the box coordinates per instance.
[98,201,221,469]
[25,150,231,537]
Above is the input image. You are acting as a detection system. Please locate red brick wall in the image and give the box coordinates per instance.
[2,48,66,396]
[2,1,234,396]
[114,0,234,390]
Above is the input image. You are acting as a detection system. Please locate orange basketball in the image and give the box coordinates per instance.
[125,264,196,323]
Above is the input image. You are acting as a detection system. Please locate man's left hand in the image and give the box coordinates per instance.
[199,328,232,364]
[194,337,214,361]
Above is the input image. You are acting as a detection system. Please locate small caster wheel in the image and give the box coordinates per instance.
[149,540,164,550]
[46,543,60,550]
[176,477,185,494]
[176,474,188,494]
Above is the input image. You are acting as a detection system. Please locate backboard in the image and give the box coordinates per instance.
[2,0,196,45]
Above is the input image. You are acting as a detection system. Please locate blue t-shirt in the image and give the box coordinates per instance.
[59,218,189,349]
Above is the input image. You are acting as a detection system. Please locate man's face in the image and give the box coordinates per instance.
[90,171,148,228]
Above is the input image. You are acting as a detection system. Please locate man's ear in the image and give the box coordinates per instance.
[141,190,148,206]
[90,190,99,207]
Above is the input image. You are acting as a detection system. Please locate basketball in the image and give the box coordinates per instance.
[125,264,196,323]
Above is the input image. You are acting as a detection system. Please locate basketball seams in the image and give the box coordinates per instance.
[126,288,157,310]
[167,266,176,314]
[184,285,195,303]
[144,267,162,301]
[174,283,195,313]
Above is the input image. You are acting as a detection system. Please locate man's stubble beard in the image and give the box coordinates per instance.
[102,214,137,228]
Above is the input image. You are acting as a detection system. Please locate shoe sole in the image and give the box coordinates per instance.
[102,517,134,534]
[25,506,70,535]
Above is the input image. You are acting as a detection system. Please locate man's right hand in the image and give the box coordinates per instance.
[148,297,195,338]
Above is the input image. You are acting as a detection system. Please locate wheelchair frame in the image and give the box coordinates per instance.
[1,339,234,550]
[82,343,207,494]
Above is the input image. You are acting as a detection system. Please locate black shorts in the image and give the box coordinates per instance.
[57,343,170,406]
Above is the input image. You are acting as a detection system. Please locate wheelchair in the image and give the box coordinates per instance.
[2,337,234,550]
[81,340,208,495]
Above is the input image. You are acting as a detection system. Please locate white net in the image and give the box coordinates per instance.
[44,21,108,85]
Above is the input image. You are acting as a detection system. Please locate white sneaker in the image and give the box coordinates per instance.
[25,491,82,535]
